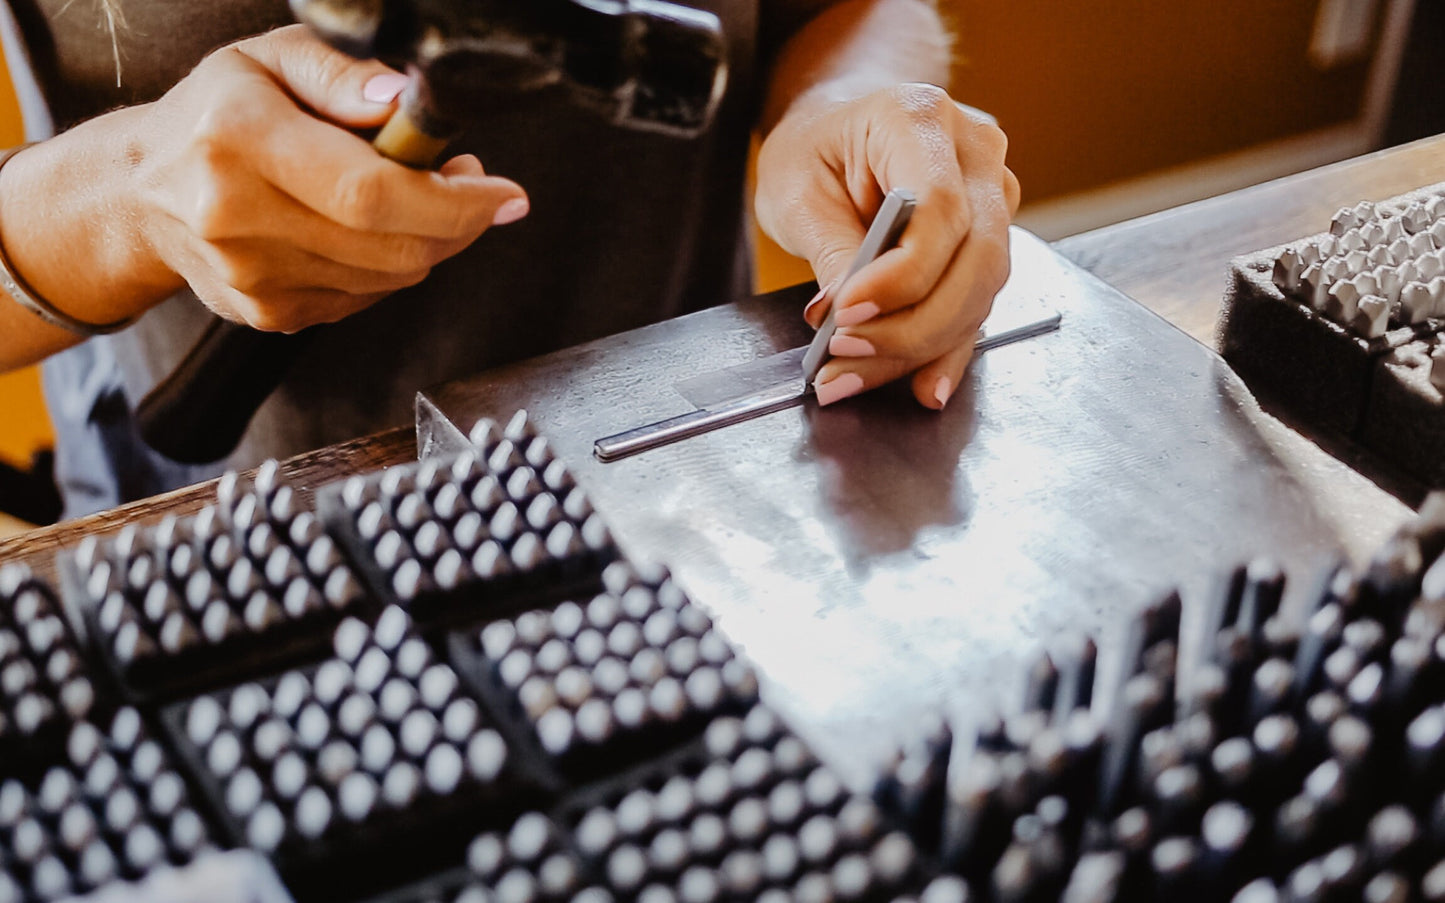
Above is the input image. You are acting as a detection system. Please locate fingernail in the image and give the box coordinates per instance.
[803,281,834,323]
[363,72,409,104]
[835,302,880,328]
[934,375,953,409]
[815,372,865,406]
[828,334,875,357]
[492,197,530,226]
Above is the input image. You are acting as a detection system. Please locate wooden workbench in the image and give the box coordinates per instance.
[4,133,1444,576]
[1054,134,1445,345]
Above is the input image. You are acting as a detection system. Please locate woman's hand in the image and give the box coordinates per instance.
[127,24,528,332]
[755,83,1020,408]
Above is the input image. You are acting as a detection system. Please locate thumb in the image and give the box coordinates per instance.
[783,201,869,328]
[233,23,406,129]
[807,218,868,304]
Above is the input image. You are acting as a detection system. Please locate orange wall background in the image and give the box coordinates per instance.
[748,0,1385,290]
[0,37,49,472]
[947,0,1375,202]
[0,367,48,469]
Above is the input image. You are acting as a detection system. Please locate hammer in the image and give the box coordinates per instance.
[135,0,728,464]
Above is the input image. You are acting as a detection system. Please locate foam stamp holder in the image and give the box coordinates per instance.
[1220,182,1445,492]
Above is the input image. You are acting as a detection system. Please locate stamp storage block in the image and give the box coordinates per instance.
[555,705,929,902]
[320,412,618,630]
[158,606,546,900]
[0,564,98,776]
[1218,249,1418,438]
[448,561,760,783]
[1363,337,1445,488]
[358,812,610,903]
[1217,183,1445,487]
[0,709,215,902]
[62,462,372,702]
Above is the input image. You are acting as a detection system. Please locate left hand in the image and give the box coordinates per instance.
[755,83,1021,408]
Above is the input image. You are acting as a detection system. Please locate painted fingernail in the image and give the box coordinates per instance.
[834,302,880,328]
[363,73,409,104]
[828,334,876,357]
[492,198,530,226]
[934,376,953,409]
[815,372,865,407]
[803,283,831,324]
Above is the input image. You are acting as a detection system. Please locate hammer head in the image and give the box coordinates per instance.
[290,0,729,138]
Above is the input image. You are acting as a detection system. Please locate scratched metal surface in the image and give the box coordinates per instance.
[418,228,1409,784]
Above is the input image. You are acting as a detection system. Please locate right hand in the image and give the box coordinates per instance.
[129,24,528,333]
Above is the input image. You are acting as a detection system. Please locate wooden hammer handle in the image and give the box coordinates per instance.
[135,104,450,464]
[373,104,452,169]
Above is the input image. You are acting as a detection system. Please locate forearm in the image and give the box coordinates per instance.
[0,106,182,372]
[760,0,951,135]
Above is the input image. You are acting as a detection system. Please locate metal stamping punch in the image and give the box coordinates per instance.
[594,189,1062,462]
[799,188,917,384]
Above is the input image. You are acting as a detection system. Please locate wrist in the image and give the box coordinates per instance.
[762,78,866,139]
[0,108,183,329]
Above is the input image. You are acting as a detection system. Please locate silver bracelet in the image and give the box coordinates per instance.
[0,144,136,336]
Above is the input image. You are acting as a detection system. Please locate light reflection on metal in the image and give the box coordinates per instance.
[418,228,1409,786]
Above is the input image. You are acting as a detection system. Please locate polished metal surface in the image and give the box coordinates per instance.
[595,309,1062,462]
[418,228,1409,785]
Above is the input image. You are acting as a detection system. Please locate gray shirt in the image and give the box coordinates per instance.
[4,0,765,516]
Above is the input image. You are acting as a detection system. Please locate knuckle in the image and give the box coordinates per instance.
[980,242,1012,293]
[990,123,1010,157]
[187,184,232,241]
[892,82,951,117]
[230,265,270,297]
[243,305,283,333]
[189,103,245,162]
[384,235,438,273]
[929,183,970,227]
[245,300,304,334]
[921,186,974,248]
[396,266,432,289]
[306,47,354,95]
[899,265,938,304]
[211,250,258,295]
[894,329,931,362]
[1006,168,1023,208]
[331,169,387,231]
[978,123,1009,161]
[190,47,238,85]
[446,200,487,241]
[195,285,246,325]
[945,201,974,242]
[969,299,997,335]
[205,243,275,297]
[812,244,855,286]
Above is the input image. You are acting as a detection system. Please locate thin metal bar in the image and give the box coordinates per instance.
[976,310,1063,352]
[593,381,806,462]
[593,310,1063,463]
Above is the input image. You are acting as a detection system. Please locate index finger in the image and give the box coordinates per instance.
[223,61,525,239]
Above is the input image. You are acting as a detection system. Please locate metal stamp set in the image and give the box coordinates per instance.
[1220,182,1445,488]
[1,408,1445,900]
[318,413,617,630]
[66,463,369,704]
